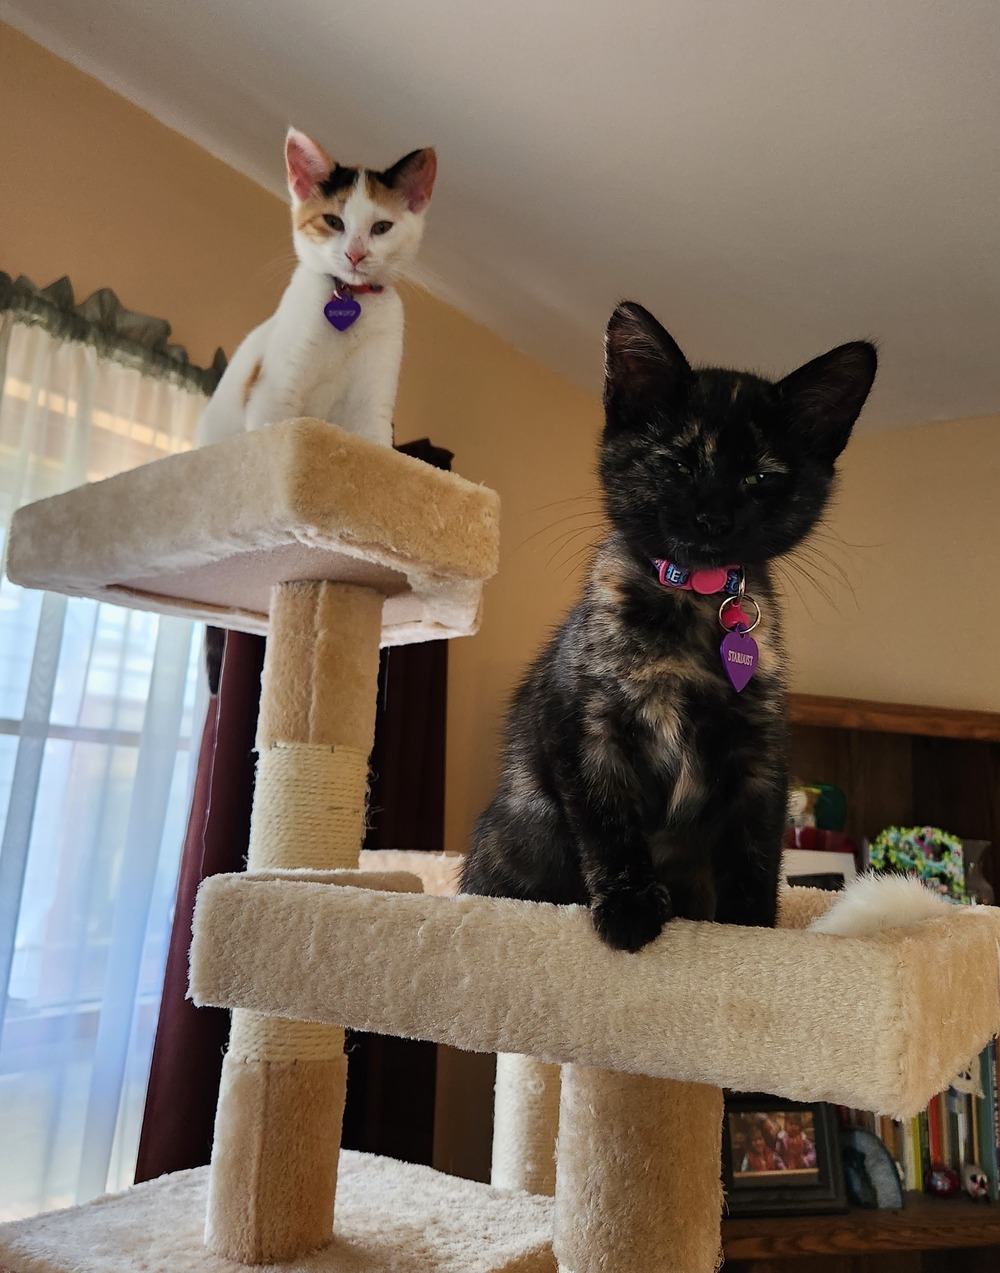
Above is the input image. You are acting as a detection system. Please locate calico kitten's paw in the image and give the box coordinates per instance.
[592,881,672,952]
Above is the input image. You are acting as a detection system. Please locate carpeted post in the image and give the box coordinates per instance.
[205,581,382,1264]
[491,1053,562,1196]
[553,1065,724,1273]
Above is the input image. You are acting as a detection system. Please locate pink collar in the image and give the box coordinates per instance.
[653,558,757,636]
[652,558,742,596]
[324,280,385,331]
[332,278,384,297]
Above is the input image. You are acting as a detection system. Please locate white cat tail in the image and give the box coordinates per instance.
[285,127,333,200]
[808,872,960,937]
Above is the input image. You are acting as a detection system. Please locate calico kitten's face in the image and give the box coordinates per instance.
[285,128,436,287]
[600,303,877,570]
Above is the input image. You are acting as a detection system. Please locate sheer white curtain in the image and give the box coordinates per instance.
[0,311,209,1218]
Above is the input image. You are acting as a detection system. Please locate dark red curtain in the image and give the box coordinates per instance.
[134,630,265,1181]
[364,459,450,851]
[135,439,450,1182]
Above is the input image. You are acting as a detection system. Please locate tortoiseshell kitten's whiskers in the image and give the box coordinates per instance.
[461,302,876,950]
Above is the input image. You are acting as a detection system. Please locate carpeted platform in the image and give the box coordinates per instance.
[0,1151,556,1273]
[191,877,1000,1119]
[5,419,500,644]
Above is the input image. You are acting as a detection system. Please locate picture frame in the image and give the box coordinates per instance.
[722,1094,848,1217]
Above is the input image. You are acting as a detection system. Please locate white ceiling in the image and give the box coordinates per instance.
[6,0,999,429]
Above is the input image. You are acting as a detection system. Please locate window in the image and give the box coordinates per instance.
[0,276,221,1218]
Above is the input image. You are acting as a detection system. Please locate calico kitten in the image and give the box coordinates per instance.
[461,302,876,951]
[196,128,436,448]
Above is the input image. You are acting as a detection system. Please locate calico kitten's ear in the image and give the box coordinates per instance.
[778,341,877,462]
[378,148,437,212]
[285,128,333,200]
[604,302,691,414]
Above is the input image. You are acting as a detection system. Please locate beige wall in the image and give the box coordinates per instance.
[0,25,290,368]
[787,412,1000,713]
[394,294,603,847]
[3,21,998,867]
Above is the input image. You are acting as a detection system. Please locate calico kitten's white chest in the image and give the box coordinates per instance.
[273,270,365,382]
[264,268,404,444]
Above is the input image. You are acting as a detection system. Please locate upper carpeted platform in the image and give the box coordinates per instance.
[5,420,500,645]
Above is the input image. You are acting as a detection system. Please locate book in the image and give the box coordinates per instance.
[928,1091,943,1166]
[957,1092,972,1166]
[974,1044,997,1199]
[987,1038,997,1196]
[946,1089,960,1168]
[918,1109,930,1184]
[782,847,858,887]
[901,1116,916,1189]
[911,1115,924,1192]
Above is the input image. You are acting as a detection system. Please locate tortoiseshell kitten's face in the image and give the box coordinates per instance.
[600,303,877,571]
[285,128,436,287]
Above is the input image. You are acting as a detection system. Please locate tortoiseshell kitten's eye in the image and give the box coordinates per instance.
[372,220,394,235]
[744,471,771,488]
[323,214,344,231]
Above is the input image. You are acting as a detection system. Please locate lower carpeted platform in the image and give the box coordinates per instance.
[0,1151,556,1273]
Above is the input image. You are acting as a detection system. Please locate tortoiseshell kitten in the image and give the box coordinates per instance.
[461,302,876,951]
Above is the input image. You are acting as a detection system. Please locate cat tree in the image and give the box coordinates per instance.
[2,419,999,1273]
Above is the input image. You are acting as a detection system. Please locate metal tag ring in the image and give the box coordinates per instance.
[719,592,761,634]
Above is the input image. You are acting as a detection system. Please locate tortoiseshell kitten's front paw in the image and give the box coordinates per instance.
[591,880,672,952]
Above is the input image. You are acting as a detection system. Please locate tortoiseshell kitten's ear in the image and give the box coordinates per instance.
[285,127,333,200]
[603,301,691,426]
[778,341,878,464]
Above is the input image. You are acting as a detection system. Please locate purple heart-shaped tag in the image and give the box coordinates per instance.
[720,625,759,692]
[324,295,361,331]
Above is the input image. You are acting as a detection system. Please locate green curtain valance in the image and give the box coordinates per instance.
[0,272,226,396]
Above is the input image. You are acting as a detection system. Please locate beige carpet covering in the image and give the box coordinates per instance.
[776,883,840,928]
[5,419,500,644]
[0,1152,556,1273]
[191,876,1000,1119]
[358,850,463,896]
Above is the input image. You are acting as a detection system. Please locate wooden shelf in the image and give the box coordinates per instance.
[722,1193,1000,1258]
[728,695,1000,1270]
[789,694,1000,743]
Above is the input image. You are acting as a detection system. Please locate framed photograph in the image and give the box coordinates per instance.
[722,1095,847,1217]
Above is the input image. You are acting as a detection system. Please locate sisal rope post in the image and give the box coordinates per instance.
[553,1065,724,1273]
[491,1053,562,1196]
[206,581,382,1264]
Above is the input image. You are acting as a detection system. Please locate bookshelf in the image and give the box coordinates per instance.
[720,693,1000,1271]
[787,694,1000,898]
